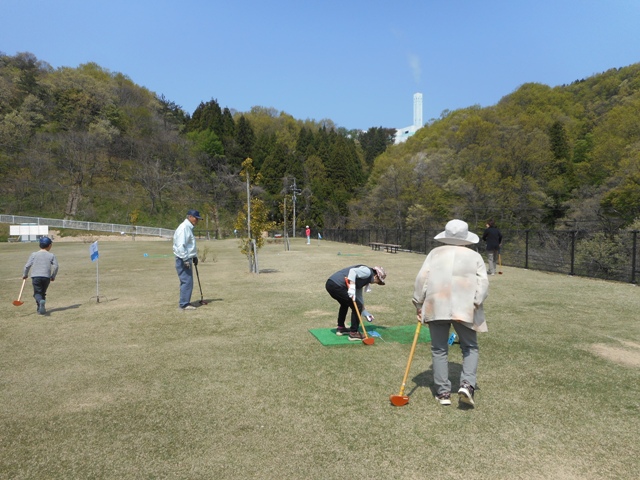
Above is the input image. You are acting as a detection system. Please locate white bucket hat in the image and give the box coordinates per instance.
[434,219,479,245]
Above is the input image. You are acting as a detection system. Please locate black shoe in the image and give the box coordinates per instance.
[348,331,364,341]
[458,383,475,407]
[335,326,350,336]
[435,392,451,406]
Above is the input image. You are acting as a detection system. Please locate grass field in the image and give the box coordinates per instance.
[1,237,639,479]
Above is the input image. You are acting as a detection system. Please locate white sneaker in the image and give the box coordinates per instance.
[458,384,475,407]
[181,304,196,311]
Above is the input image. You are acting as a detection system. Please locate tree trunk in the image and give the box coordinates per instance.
[212,204,221,239]
[64,184,82,219]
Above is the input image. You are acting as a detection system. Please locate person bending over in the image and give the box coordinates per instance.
[325,265,386,341]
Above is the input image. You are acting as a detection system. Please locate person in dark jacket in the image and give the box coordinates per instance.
[325,265,386,341]
[482,219,502,275]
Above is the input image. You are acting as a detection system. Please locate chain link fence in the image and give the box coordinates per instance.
[321,228,640,284]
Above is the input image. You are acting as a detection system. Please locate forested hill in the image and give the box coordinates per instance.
[1,51,639,235]
[0,52,394,233]
[358,64,640,233]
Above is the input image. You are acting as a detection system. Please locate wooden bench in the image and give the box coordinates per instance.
[369,242,401,253]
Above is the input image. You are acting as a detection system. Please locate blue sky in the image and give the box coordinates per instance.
[2,1,640,130]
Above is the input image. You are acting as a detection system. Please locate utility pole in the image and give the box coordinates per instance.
[246,170,251,240]
[283,194,290,251]
[290,178,301,238]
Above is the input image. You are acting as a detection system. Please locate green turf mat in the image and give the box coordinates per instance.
[309,324,430,346]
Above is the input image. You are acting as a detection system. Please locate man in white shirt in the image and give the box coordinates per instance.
[173,209,202,310]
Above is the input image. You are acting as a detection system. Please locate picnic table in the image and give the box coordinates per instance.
[369,242,401,253]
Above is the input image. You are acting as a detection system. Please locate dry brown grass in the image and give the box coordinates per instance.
[1,238,639,479]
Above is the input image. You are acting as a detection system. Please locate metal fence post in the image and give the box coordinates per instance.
[632,230,638,284]
[570,231,576,276]
[424,229,427,255]
[525,230,529,269]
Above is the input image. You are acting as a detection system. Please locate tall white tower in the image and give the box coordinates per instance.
[413,92,423,129]
[395,92,424,144]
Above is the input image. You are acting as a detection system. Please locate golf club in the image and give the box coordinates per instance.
[390,321,422,406]
[194,263,208,305]
[351,298,375,345]
[13,278,26,306]
[498,253,503,274]
[345,278,374,345]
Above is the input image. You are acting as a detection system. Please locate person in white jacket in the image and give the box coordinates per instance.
[412,219,489,407]
[173,209,202,310]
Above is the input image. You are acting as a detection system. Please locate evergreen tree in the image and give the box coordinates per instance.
[186,99,223,135]
[358,126,395,167]
[227,115,255,169]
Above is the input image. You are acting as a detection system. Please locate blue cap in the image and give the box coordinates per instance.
[187,209,202,219]
[39,237,52,248]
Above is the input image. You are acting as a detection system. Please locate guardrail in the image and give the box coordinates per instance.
[0,215,174,238]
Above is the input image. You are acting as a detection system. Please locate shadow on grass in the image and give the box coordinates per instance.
[259,269,279,274]
[406,361,464,399]
[47,303,82,313]
[197,298,223,305]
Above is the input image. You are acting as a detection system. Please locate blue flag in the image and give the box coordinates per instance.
[90,241,99,262]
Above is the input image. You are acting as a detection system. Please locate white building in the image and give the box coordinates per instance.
[394,92,423,144]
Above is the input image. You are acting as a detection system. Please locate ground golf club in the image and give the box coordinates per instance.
[13,278,26,306]
[498,253,503,274]
[351,298,374,345]
[390,321,422,406]
[194,263,208,305]
[343,278,374,345]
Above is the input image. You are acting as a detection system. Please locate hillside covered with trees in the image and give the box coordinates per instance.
[1,51,639,235]
[356,64,640,234]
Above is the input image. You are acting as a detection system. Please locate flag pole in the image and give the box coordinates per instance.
[90,241,106,303]
[95,256,100,302]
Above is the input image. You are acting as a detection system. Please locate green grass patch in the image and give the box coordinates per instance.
[309,324,430,346]
[1,238,639,479]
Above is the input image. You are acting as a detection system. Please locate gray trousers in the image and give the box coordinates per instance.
[428,320,479,395]
[175,257,194,308]
[487,250,499,274]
